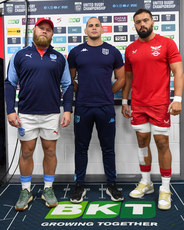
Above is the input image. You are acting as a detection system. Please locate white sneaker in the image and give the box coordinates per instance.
[158,186,171,210]
[129,181,154,198]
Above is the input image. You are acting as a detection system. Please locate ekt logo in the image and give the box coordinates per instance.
[45,201,156,219]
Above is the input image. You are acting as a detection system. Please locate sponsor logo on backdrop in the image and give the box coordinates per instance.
[112,3,137,8]
[23,29,33,34]
[54,27,66,34]
[69,18,80,23]
[115,45,127,51]
[6,4,14,14]
[56,17,62,23]
[68,36,81,43]
[114,35,128,42]
[144,0,151,9]
[8,37,21,44]
[101,36,111,42]
[8,19,19,24]
[7,46,21,54]
[114,25,127,32]
[98,16,112,23]
[7,28,21,35]
[68,27,81,34]
[83,2,106,11]
[163,35,175,39]
[55,47,66,52]
[43,5,68,10]
[22,18,35,25]
[130,34,139,42]
[102,26,112,33]
[75,2,82,12]
[153,1,176,9]
[152,15,160,22]
[162,14,175,21]
[153,25,159,31]
[53,36,67,43]
[162,24,175,31]
[114,16,127,23]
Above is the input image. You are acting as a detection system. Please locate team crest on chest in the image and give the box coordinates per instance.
[102,48,109,55]
[151,45,161,56]
[50,54,57,60]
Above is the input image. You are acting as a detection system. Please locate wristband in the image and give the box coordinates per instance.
[173,96,182,102]
[122,99,128,105]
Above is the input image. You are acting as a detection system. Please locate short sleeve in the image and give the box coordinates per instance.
[113,47,124,69]
[167,39,182,64]
[67,48,77,69]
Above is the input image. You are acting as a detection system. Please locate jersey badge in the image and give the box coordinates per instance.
[81,48,88,52]
[18,128,25,137]
[25,54,32,58]
[102,48,109,55]
[50,54,57,60]
[132,49,137,54]
[74,115,80,123]
[109,118,115,123]
[151,45,161,56]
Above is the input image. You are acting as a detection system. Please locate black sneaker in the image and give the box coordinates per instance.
[106,182,124,202]
[70,183,86,203]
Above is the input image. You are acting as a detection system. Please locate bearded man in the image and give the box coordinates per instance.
[122,9,183,210]
[5,18,73,211]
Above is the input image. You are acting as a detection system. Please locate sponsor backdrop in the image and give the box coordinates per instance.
[3,0,182,178]
[4,0,179,100]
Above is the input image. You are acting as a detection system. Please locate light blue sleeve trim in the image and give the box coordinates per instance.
[60,58,72,95]
[8,53,19,87]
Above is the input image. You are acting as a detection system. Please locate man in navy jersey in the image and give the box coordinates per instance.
[5,18,73,211]
[68,17,125,203]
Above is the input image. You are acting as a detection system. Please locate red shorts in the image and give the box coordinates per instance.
[131,105,170,127]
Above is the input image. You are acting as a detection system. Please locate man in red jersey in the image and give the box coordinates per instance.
[122,9,183,210]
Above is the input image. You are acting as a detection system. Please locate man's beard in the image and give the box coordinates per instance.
[33,32,52,47]
[136,25,153,38]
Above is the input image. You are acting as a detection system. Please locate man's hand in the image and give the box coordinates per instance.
[121,104,131,118]
[168,101,182,115]
[61,111,71,127]
[8,112,21,128]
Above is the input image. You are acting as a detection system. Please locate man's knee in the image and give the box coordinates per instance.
[44,148,56,158]
[21,150,33,160]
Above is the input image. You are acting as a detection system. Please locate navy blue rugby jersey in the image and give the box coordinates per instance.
[5,43,73,114]
[68,42,124,106]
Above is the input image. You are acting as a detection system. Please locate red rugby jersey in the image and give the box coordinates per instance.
[125,34,182,106]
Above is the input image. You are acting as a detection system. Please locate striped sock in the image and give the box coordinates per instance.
[44,174,55,189]
[21,175,32,192]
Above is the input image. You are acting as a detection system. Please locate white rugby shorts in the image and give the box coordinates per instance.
[18,113,60,141]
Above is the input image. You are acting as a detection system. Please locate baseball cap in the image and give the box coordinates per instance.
[35,17,54,30]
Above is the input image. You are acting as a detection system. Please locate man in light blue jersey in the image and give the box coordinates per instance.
[5,18,73,211]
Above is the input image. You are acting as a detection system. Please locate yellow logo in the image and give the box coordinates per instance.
[7,28,21,35]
